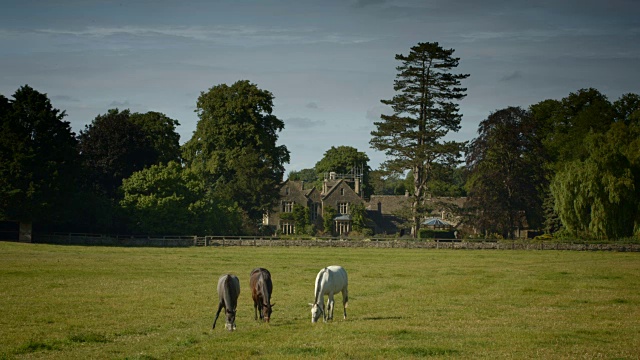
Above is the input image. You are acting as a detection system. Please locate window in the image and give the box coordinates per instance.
[282,201,293,213]
[280,221,294,235]
[340,188,345,195]
[310,203,319,220]
[338,202,349,214]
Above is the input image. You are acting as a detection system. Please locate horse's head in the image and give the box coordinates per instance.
[262,302,275,323]
[308,302,323,323]
[224,309,237,331]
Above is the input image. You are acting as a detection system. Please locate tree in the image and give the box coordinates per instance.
[0,85,79,228]
[539,88,614,167]
[287,168,319,185]
[129,111,181,164]
[613,93,640,126]
[78,109,156,198]
[370,170,407,195]
[120,162,243,235]
[323,206,337,234]
[291,203,310,235]
[315,146,371,196]
[349,203,368,234]
[465,107,547,238]
[182,80,290,225]
[370,42,469,237]
[551,122,639,239]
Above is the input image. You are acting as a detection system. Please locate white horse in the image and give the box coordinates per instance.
[308,265,348,323]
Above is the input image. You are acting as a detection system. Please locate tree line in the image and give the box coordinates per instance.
[1,81,287,235]
[2,41,639,239]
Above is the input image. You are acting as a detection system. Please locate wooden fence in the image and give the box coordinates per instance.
[29,233,640,252]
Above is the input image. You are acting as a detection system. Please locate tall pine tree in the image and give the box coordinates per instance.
[370,42,468,236]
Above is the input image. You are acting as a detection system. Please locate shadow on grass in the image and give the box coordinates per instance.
[15,339,63,354]
[13,331,111,356]
[394,346,460,357]
[362,316,403,321]
[281,346,327,356]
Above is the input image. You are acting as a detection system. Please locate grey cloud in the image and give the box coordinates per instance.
[285,117,326,129]
[51,95,80,102]
[305,102,320,110]
[500,71,523,82]
[108,100,132,107]
[352,0,388,8]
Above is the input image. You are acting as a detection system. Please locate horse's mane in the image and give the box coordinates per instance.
[223,275,238,309]
[314,268,326,305]
[260,269,271,305]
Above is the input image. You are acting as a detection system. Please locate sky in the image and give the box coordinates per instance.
[1,0,639,175]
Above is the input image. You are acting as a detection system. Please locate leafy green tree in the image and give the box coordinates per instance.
[182,80,290,225]
[551,122,639,239]
[538,88,614,166]
[323,206,337,234]
[288,168,319,182]
[0,85,79,228]
[465,107,547,238]
[291,203,310,235]
[120,162,242,235]
[315,146,371,195]
[613,93,640,126]
[129,111,181,164]
[78,109,156,198]
[370,170,407,195]
[370,42,469,236]
[349,203,368,233]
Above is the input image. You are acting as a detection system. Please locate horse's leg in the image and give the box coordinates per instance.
[253,299,258,320]
[213,301,224,329]
[258,300,264,321]
[342,286,348,319]
[327,292,335,321]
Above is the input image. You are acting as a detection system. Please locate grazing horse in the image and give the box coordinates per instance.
[212,274,240,331]
[250,268,274,322]
[308,265,348,323]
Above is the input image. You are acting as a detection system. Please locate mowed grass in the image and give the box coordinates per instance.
[0,242,639,359]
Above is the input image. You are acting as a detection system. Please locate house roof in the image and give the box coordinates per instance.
[322,179,344,198]
[366,195,411,214]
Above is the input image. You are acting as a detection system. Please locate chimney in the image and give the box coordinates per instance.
[405,190,409,197]
[323,179,327,194]
[329,172,336,180]
[355,177,360,195]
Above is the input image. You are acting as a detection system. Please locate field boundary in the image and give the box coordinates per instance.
[26,233,640,251]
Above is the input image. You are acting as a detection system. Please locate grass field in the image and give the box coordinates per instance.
[0,242,639,359]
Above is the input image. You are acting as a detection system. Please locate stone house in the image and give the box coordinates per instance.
[263,172,364,235]
[265,172,469,236]
[365,193,468,236]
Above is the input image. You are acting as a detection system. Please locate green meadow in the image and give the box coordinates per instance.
[0,242,639,359]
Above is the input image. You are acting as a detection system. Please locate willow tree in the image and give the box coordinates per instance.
[551,122,639,239]
[370,42,469,236]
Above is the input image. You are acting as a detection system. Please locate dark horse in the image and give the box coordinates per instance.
[250,268,274,322]
[213,273,240,331]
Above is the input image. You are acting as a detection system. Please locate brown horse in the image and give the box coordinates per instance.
[250,268,274,322]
